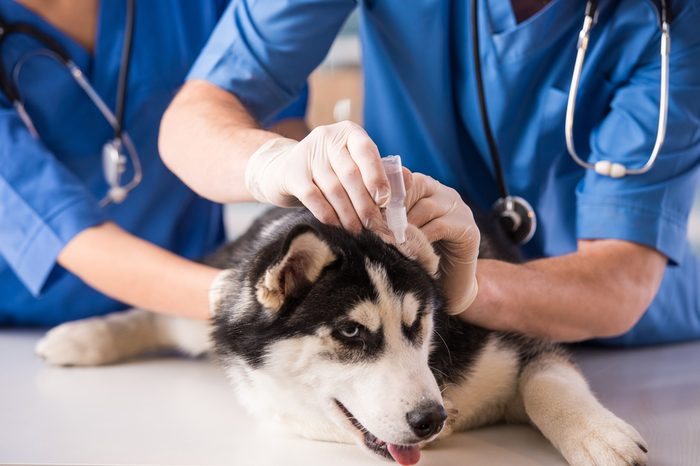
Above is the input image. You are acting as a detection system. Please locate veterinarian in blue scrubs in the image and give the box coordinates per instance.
[0,0,308,326]
[160,0,700,346]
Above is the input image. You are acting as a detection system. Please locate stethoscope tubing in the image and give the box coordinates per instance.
[10,49,142,206]
[0,0,141,206]
[565,2,671,178]
[12,51,116,127]
[471,0,672,245]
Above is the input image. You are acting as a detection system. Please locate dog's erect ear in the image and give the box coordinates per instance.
[256,226,336,312]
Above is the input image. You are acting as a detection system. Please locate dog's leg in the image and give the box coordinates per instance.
[517,356,648,466]
[36,309,211,366]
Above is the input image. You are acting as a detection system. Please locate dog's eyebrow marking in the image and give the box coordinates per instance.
[365,259,404,340]
[364,259,428,348]
[401,293,420,328]
[348,300,381,332]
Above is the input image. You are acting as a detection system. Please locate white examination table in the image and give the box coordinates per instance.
[1,330,698,466]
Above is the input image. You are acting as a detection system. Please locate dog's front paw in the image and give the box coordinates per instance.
[36,318,120,366]
[559,413,648,466]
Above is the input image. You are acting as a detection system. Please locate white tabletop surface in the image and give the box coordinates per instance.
[1,330,699,466]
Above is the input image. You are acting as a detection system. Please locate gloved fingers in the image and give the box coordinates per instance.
[388,169,480,314]
[396,224,440,276]
[405,176,466,233]
[403,172,440,212]
[420,217,480,263]
[371,220,396,245]
[328,145,383,230]
[406,196,444,230]
[292,179,341,227]
[313,157,363,233]
[343,123,390,207]
[402,167,414,194]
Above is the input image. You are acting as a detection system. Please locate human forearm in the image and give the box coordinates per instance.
[159,80,280,203]
[58,222,220,320]
[162,79,391,233]
[466,240,667,341]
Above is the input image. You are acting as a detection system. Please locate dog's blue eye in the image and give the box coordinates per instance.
[339,324,361,338]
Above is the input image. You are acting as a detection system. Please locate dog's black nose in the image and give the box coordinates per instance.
[406,401,447,439]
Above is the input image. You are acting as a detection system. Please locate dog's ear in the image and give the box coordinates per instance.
[256,226,336,312]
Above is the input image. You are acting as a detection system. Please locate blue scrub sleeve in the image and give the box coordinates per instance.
[0,102,107,296]
[576,3,700,265]
[187,0,355,123]
[266,84,309,127]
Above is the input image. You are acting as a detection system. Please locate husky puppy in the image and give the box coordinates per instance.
[37,208,648,466]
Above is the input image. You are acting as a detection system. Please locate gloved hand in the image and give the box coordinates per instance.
[245,121,390,233]
[402,173,480,315]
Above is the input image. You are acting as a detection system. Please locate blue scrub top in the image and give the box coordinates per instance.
[0,0,308,326]
[189,0,700,345]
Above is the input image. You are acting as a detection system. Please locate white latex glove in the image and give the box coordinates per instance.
[245,121,390,233]
[403,173,480,315]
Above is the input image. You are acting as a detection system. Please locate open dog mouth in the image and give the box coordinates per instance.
[334,399,421,465]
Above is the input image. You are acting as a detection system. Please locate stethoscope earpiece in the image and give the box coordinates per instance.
[491,196,537,245]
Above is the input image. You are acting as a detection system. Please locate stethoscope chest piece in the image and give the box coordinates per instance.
[491,196,537,245]
[0,0,140,208]
[102,139,128,204]
[471,0,671,247]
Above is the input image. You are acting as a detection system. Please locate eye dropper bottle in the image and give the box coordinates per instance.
[381,155,408,244]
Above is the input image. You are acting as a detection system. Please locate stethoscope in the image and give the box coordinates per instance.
[472,0,672,244]
[0,0,141,207]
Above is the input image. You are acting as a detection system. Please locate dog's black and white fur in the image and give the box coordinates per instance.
[36,207,648,466]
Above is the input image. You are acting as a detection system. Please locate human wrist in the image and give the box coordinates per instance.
[461,259,511,328]
[244,137,298,204]
[446,277,479,316]
[443,249,480,315]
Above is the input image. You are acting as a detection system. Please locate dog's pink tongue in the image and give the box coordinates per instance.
[387,444,421,465]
